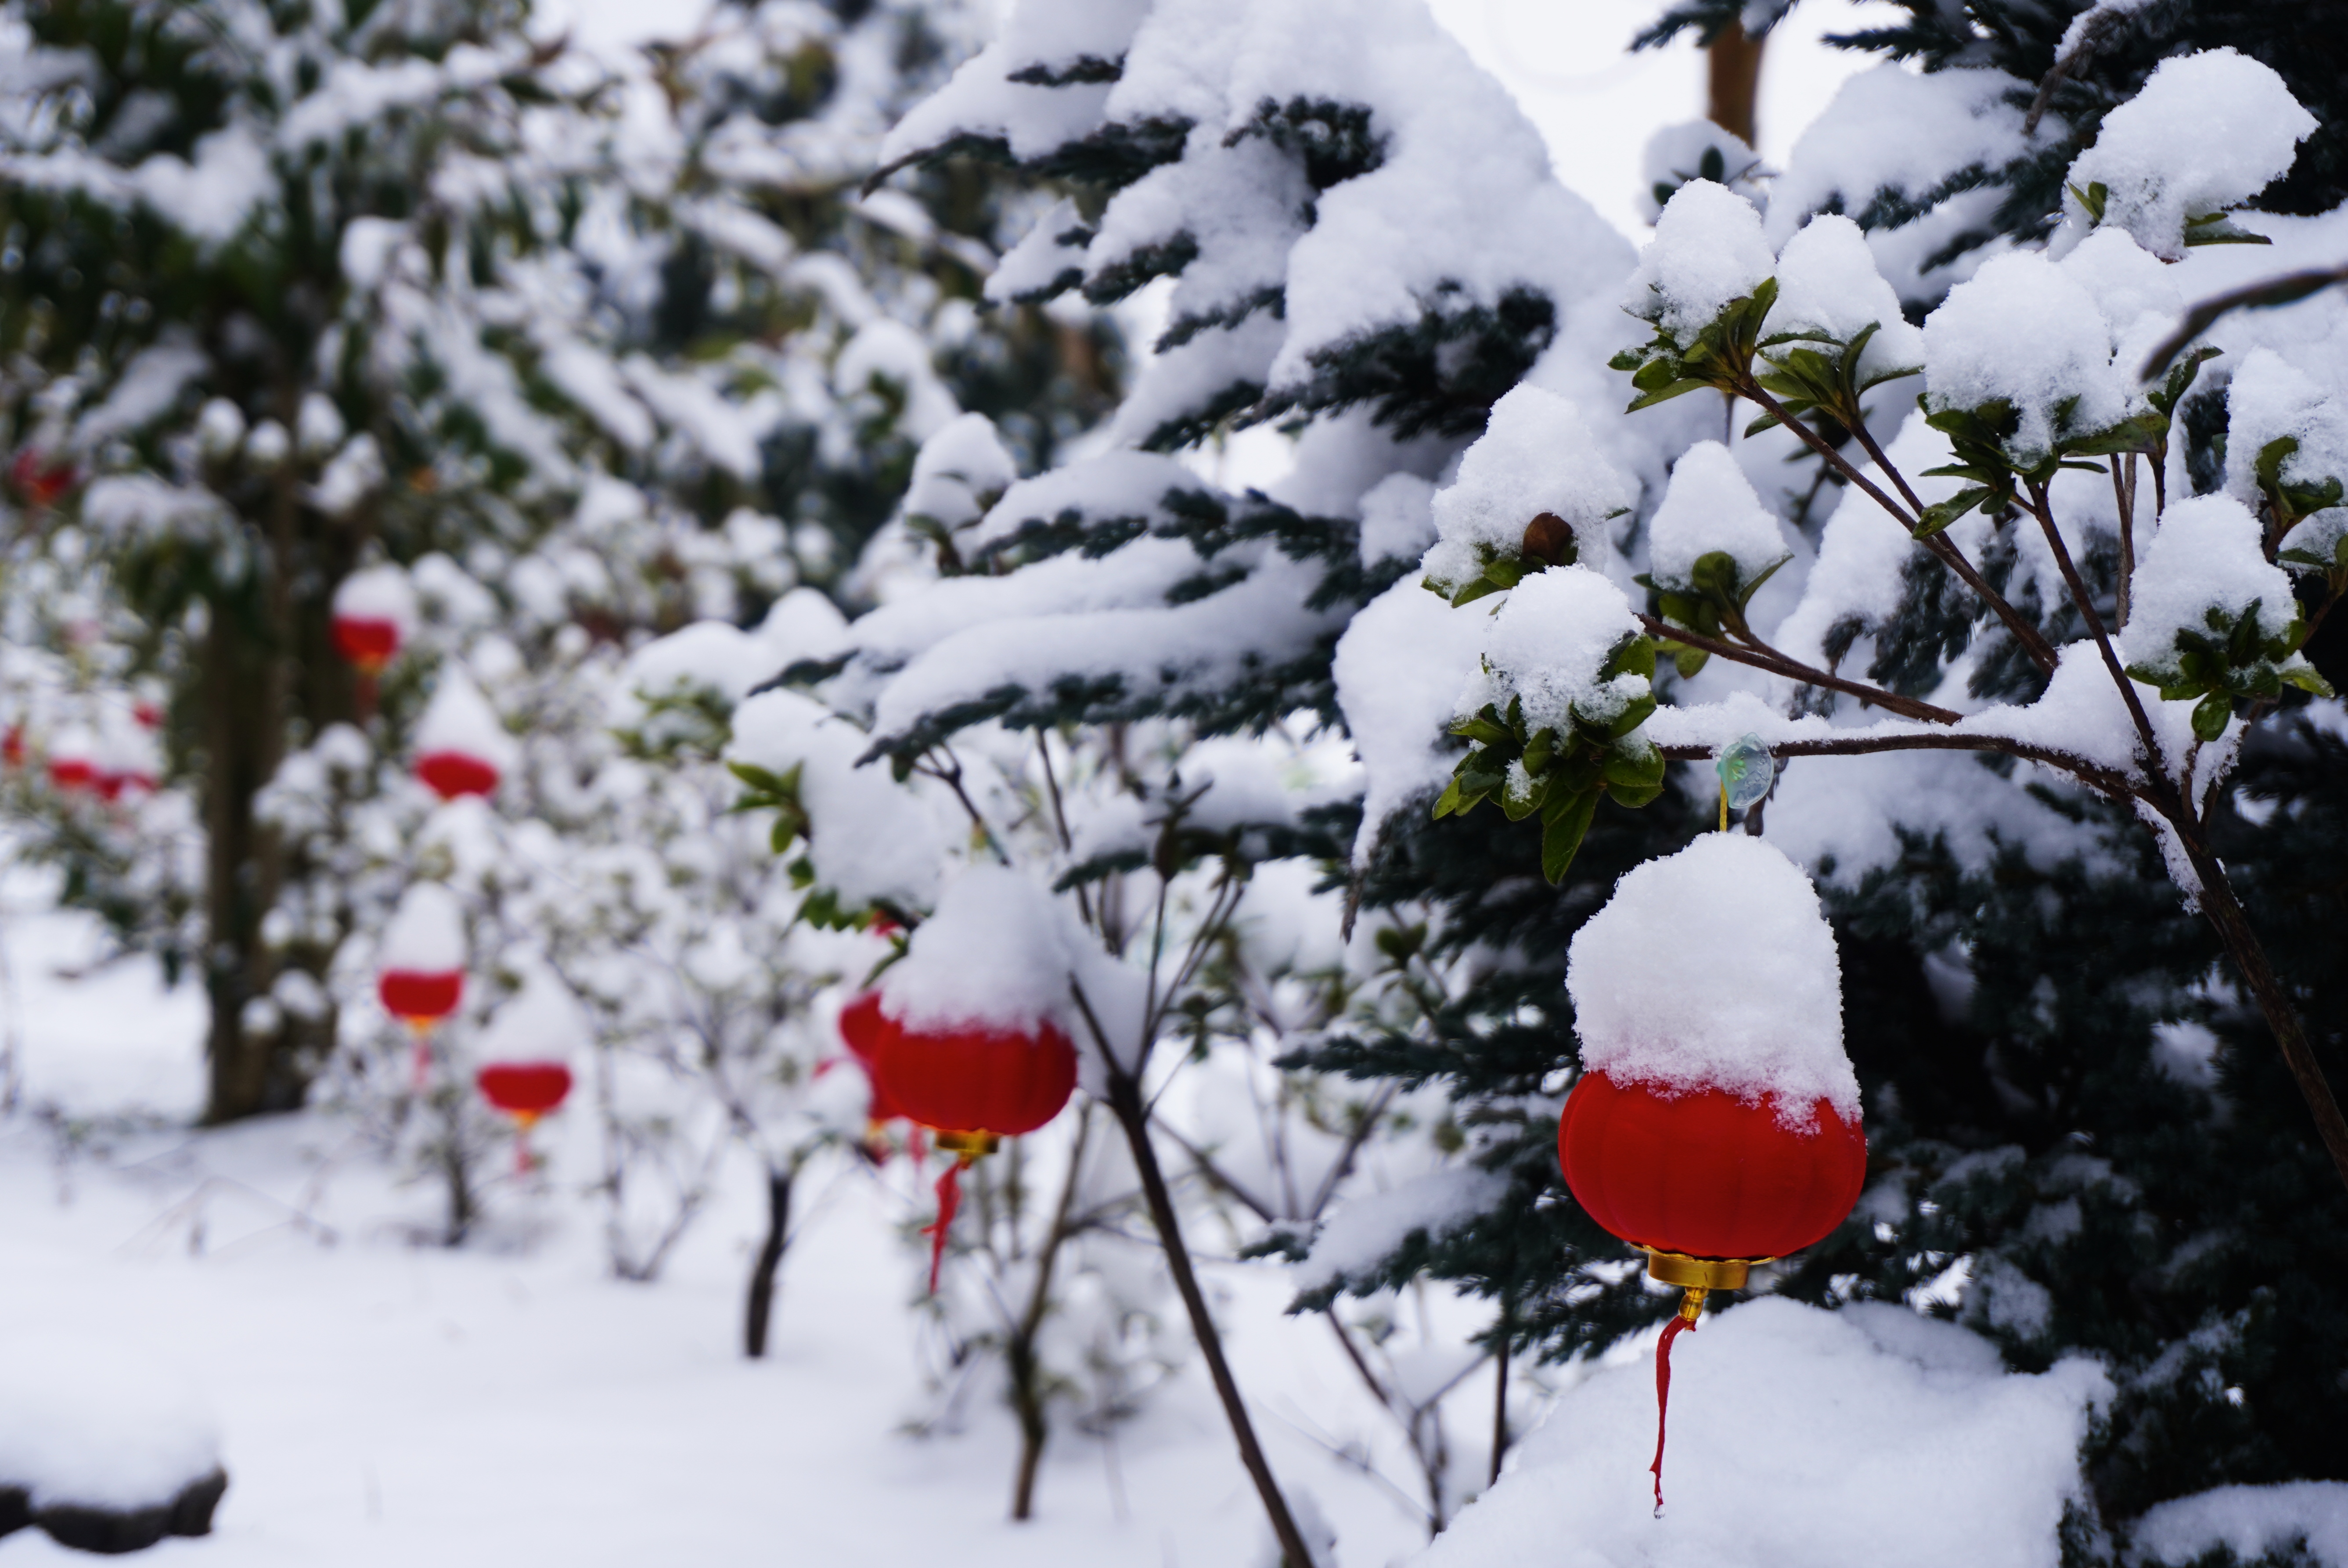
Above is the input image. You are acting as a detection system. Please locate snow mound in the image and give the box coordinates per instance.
[0,1334,222,1511]
[1567,835,1857,1120]
[1421,385,1638,597]
[1413,1299,2109,1568]
[330,563,417,635]
[2134,1482,2348,1568]
[1332,578,1490,862]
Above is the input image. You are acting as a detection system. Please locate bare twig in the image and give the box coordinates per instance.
[1640,614,1963,724]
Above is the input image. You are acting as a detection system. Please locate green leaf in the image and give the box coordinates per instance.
[1626,377,1714,413]
[1600,692,1658,740]
[1539,787,1602,885]
[1672,643,1710,679]
[1913,487,1991,539]
[2192,691,2233,742]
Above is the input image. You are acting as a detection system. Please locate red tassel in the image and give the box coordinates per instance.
[1651,1309,1696,1514]
[923,1160,963,1295]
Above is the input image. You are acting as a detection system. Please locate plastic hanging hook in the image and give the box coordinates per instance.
[1715,733,1775,830]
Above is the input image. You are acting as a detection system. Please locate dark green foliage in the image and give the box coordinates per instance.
[1293,780,1710,1352]
[1638,0,2348,264]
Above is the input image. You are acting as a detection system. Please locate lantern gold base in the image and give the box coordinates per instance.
[933,1129,1001,1159]
[1635,1247,1772,1293]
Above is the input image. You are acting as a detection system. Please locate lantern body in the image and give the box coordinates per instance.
[874,1014,1077,1138]
[477,1061,573,1118]
[47,757,94,793]
[1558,1070,1865,1261]
[12,450,74,509]
[837,992,910,1123]
[332,615,403,673]
[417,750,500,800]
[379,968,464,1025]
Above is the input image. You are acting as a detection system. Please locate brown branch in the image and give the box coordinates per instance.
[1640,614,1963,725]
[1761,382,2061,674]
[1654,730,2143,802]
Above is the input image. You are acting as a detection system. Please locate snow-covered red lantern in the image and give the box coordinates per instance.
[1556,834,1866,1509]
[378,882,467,1086]
[3,724,24,770]
[474,970,583,1173]
[864,870,1081,1291]
[45,725,97,795]
[411,668,517,802]
[92,713,160,802]
[330,565,417,678]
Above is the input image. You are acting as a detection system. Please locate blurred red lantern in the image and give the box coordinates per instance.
[3,725,24,770]
[411,670,513,802]
[415,751,501,799]
[332,616,403,673]
[11,450,75,510]
[330,566,415,681]
[477,1061,573,1174]
[46,726,96,795]
[1559,1071,1866,1509]
[378,883,467,1087]
[871,1009,1078,1291]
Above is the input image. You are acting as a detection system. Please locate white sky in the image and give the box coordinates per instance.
[534,0,1909,243]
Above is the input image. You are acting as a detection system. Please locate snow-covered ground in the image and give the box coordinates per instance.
[0,890,1507,1566]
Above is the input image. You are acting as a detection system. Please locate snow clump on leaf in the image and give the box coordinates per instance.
[1420,385,1637,605]
[2059,49,2316,260]
[1566,834,1858,1122]
[1458,565,1648,739]
[1768,214,1926,388]
[1624,180,1775,342]
[1922,252,2137,465]
[726,689,945,913]
[1645,441,1790,597]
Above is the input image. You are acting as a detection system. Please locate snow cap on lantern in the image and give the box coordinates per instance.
[378,881,467,1025]
[331,564,418,673]
[1567,833,1857,1123]
[93,709,160,800]
[412,667,517,801]
[46,724,97,793]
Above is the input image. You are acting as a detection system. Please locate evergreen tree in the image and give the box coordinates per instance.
[1638,0,2348,306]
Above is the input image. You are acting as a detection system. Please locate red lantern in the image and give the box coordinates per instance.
[837,992,910,1128]
[871,1008,1078,1291]
[3,724,23,770]
[1559,1071,1866,1509]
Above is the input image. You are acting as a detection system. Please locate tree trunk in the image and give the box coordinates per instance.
[743,1167,792,1358]
[1008,1333,1050,1521]
[1706,20,1766,148]
[200,587,291,1124]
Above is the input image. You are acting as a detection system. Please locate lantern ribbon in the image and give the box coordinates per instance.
[1651,1287,1704,1515]
[923,1154,973,1295]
